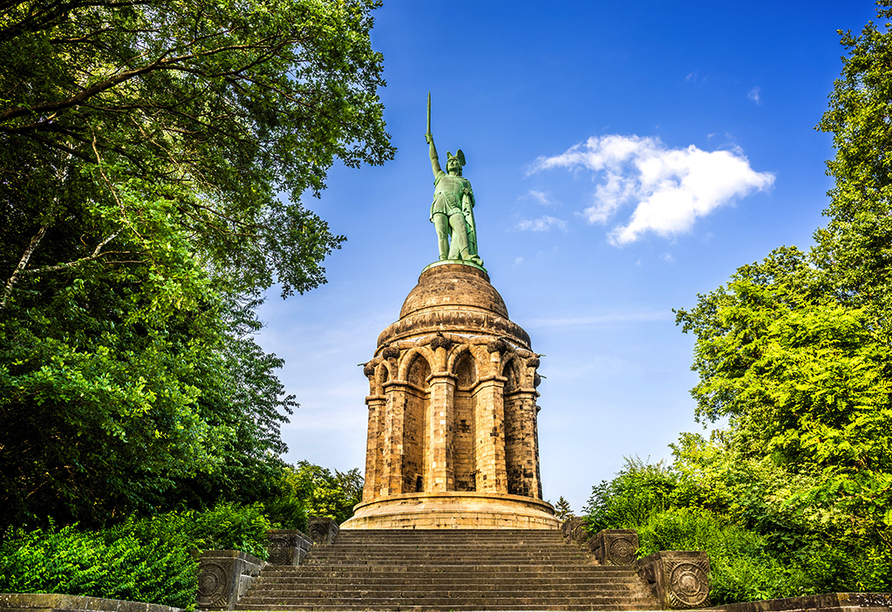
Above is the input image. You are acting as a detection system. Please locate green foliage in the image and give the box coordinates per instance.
[815,1,892,322]
[0,503,271,609]
[264,461,363,530]
[0,0,391,530]
[669,10,892,589]
[584,458,677,532]
[553,496,574,521]
[0,0,394,300]
[0,292,293,528]
[637,508,796,604]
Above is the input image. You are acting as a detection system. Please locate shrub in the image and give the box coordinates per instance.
[0,503,272,610]
[636,508,802,604]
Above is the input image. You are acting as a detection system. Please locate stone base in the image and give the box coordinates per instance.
[340,492,560,529]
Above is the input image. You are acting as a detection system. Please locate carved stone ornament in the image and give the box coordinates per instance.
[307,517,340,545]
[533,372,541,388]
[666,559,710,609]
[636,550,711,610]
[486,338,507,354]
[381,345,400,360]
[589,529,639,566]
[560,517,590,545]
[363,363,376,378]
[429,334,453,351]
[196,562,229,609]
[266,534,293,566]
[607,536,637,565]
[526,356,540,368]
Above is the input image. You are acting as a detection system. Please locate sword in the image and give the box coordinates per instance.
[426,91,431,138]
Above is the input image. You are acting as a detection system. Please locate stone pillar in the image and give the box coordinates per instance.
[381,381,408,496]
[533,404,543,499]
[504,389,542,499]
[636,550,712,609]
[473,374,507,494]
[362,394,385,501]
[426,372,456,491]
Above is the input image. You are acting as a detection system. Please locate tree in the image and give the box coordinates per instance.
[1,0,394,304]
[0,0,393,528]
[814,1,892,324]
[553,496,573,521]
[672,3,892,589]
[264,461,363,530]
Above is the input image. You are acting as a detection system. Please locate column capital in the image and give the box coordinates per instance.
[428,371,457,382]
[504,387,540,399]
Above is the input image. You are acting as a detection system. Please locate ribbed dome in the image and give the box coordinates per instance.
[399,263,509,319]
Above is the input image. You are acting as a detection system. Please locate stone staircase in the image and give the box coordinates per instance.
[236,529,660,611]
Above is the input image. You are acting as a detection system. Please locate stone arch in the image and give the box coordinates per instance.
[502,354,529,496]
[397,346,435,383]
[400,351,431,493]
[451,349,478,492]
[373,361,391,396]
[502,356,523,393]
[446,341,472,373]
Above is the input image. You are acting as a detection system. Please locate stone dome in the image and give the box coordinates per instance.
[399,263,509,319]
[377,263,530,348]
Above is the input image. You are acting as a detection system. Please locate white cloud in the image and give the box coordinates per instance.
[661,253,674,263]
[531,135,775,245]
[748,86,762,105]
[517,215,568,232]
[514,256,524,265]
[528,190,558,207]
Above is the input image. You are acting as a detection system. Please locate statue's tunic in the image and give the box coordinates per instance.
[430,170,473,222]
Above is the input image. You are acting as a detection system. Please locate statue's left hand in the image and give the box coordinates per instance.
[425,133,433,144]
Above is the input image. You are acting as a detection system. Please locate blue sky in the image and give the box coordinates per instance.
[257,1,880,514]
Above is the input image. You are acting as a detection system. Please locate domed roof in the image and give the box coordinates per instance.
[399,263,509,319]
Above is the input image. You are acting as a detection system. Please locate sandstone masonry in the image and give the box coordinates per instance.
[341,263,560,529]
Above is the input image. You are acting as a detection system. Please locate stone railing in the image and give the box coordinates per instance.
[306,517,339,545]
[560,518,712,609]
[266,529,311,566]
[0,594,182,612]
[636,550,711,610]
[196,519,329,610]
[195,550,263,611]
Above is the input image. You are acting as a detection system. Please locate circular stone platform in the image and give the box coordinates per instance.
[343,492,560,529]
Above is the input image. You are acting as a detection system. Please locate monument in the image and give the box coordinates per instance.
[340,96,559,529]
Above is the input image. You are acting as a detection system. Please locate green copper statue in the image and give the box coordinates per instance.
[425,93,483,266]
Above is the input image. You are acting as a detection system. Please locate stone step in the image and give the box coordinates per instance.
[237,595,656,608]
[237,528,659,612]
[334,533,564,543]
[258,568,638,579]
[302,554,592,563]
[245,586,651,598]
[335,533,563,542]
[236,603,655,611]
[252,575,646,586]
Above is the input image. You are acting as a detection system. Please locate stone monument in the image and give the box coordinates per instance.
[340,96,559,529]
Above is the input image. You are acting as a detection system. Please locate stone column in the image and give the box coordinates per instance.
[381,381,408,496]
[362,394,385,501]
[426,372,456,491]
[504,388,542,498]
[473,374,508,494]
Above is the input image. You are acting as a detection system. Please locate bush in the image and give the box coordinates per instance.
[584,458,677,532]
[0,503,272,609]
[637,508,801,604]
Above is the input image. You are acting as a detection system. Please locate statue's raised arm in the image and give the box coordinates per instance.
[426,132,442,177]
[425,93,483,267]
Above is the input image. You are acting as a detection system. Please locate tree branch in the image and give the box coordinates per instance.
[1,222,51,309]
